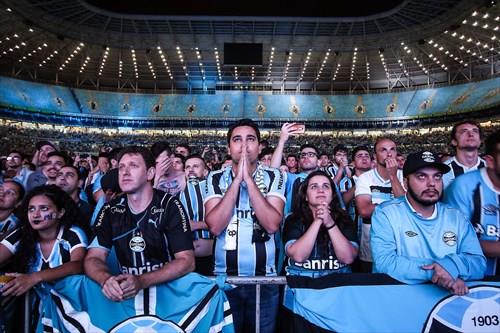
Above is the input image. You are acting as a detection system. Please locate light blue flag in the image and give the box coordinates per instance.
[36,273,234,333]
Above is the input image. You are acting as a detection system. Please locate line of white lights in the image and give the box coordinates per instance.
[195,47,205,81]
[350,47,357,81]
[157,46,173,80]
[39,48,58,67]
[316,49,330,81]
[59,43,84,71]
[79,56,90,74]
[284,50,293,81]
[234,66,238,80]
[267,47,274,81]
[214,47,222,80]
[251,66,255,80]
[148,60,156,79]
[98,47,109,76]
[176,46,188,78]
[299,49,312,81]
[131,49,139,79]
[118,59,123,78]
[332,63,341,81]
[379,50,389,79]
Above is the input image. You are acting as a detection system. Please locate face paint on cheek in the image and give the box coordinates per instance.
[39,212,58,222]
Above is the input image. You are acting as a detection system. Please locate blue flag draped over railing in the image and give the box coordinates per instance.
[35,273,234,333]
[283,273,500,333]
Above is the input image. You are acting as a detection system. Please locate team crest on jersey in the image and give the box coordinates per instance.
[110,315,184,332]
[405,230,418,237]
[442,231,457,246]
[129,236,146,252]
[423,285,500,333]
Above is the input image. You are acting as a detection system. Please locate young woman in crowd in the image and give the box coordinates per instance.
[0,185,87,295]
[283,170,358,277]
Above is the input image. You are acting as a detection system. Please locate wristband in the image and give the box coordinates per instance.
[326,223,336,230]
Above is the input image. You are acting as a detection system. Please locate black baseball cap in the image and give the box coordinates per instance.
[403,151,450,177]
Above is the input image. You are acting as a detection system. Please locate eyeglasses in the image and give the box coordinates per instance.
[300,152,317,158]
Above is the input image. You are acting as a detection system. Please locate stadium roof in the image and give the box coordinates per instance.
[0,0,498,92]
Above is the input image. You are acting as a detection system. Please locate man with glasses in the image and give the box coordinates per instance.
[4,151,30,188]
[271,123,321,215]
[0,180,24,240]
[445,129,500,276]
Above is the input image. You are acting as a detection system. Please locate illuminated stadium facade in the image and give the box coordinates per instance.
[0,0,497,130]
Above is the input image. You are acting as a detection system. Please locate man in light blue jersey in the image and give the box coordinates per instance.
[205,119,285,333]
[445,129,500,275]
[371,151,486,295]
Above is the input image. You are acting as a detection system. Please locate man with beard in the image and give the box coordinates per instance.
[445,129,500,276]
[355,137,406,272]
[442,120,485,188]
[26,151,68,191]
[371,151,485,295]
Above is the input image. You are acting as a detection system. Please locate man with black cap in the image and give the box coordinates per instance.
[371,151,486,295]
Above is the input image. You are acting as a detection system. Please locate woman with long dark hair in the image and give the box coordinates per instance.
[283,170,358,276]
[0,185,87,296]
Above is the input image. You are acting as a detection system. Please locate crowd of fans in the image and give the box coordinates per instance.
[0,117,498,333]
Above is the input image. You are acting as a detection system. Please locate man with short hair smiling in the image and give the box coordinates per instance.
[0,180,24,240]
[371,151,485,295]
[205,119,285,333]
[26,151,68,191]
[84,146,194,302]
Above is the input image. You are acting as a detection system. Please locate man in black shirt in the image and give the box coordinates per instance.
[84,146,195,302]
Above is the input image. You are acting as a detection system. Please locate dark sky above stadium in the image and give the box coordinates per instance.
[86,0,404,17]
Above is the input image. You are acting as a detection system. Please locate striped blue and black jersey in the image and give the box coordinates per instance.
[178,180,213,240]
[1,225,87,272]
[89,189,194,276]
[442,156,485,189]
[204,164,286,277]
[0,213,19,238]
[444,168,500,275]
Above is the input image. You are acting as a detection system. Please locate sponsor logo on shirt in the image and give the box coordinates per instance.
[111,207,126,214]
[150,206,164,215]
[442,231,457,246]
[120,262,165,275]
[292,256,347,270]
[405,230,418,237]
[483,204,500,215]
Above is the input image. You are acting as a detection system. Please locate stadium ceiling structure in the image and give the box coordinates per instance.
[0,0,498,93]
